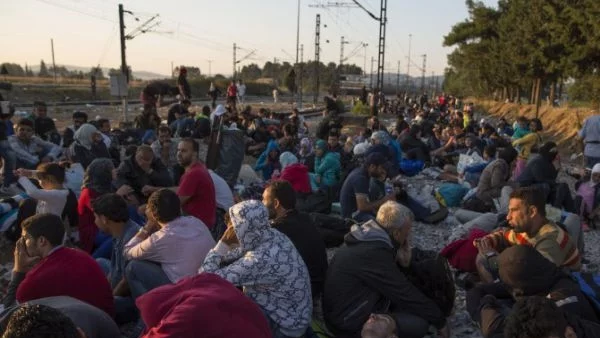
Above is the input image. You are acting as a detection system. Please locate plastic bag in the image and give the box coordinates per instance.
[457,153,485,175]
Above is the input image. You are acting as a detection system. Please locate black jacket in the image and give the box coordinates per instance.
[115,156,173,202]
[517,154,557,187]
[323,220,445,336]
[69,141,111,170]
[467,245,599,338]
[271,210,328,298]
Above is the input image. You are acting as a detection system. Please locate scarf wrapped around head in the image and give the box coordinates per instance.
[299,137,313,157]
[279,152,298,170]
[315,139,327,152]
[83,158,115,195]
[74,123,98,150]
[591,163,600,186]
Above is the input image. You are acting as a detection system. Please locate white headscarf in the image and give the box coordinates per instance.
[591,163,600,186]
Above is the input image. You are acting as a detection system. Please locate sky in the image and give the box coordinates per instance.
[1,0,498,78]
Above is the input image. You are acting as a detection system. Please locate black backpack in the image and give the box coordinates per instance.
[405,248,456,317]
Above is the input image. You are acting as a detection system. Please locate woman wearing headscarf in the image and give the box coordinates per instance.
[466,246,598,337]
[512,118,543,179]
[277,152,311,194]
[310,139,341,192]
[78,158,117,254]
[298,137,315,170]
[575,163,600,230]
[68,123,111,169]
[201,200,312,338]
[255,140,281,181]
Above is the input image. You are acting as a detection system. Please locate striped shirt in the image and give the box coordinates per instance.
[486,222,581,271]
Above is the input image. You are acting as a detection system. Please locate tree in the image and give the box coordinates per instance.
[240,63,262,81]
[39,60,49,77]
[0,63,25,77]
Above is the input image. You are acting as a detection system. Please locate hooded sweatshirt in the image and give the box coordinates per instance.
[137,273,272,338]
[323,220,445,336]
[201,200,312,336]
[255,139,281,180]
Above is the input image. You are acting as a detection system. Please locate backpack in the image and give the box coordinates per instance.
[309,213,355,248]
[406,248,456,317]
[571,272,600,317]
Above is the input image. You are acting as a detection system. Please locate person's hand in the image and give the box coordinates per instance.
[141,185,157,196]
[473,237,496,255]
[13,238,41,273]
[40,156,52,163]
[220,227,239,246]
[437,324,450,338]
[116,185,134,197]
[144,220,161,234]
[14,168,33,178]
[396,241,412,268]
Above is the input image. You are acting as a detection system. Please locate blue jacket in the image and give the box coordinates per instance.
[255,140,281,180]
[314,151,341,187]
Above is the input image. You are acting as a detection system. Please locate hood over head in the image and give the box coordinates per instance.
[74,123,98,150]
[344,219,393,248]
[279,151,298,169]
[229,200,271,252]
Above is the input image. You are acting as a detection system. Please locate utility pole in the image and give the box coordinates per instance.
[319,0,388,91]
[339,36,349,67]
[50,38,57,84]
[233,43,237,80]
[118,4,128,83]
[362,42,368,76]
[207,60,213,77]
[299,44,304,109]
[171,61,174,78]
[405,33,412,93]
[295,0,301,108]
[118,4,129,121]
[375,0,387,92]
[370,56,375,89]
[420,54,426,93]
[314,14,320,104]
[396,60,400,94]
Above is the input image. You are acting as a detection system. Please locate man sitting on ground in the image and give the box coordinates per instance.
[151,126,182,183]
[9,118,61,169]
[124,189,215,300]
[32,101,58,143]
[0,300,121,338]
[2,214,114,317]
[323,201,447,338]
[92,193,140,324]
[474,187,581,283]
[0,297,120,338]
[115,145,173,204]
[505,296,600,338]
[62,111,88,149]
[263,180,328,299]
[339,152,395,222]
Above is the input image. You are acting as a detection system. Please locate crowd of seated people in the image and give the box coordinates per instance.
[0,93,598,338]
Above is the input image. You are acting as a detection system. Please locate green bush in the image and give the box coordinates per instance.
[351,101,369,115]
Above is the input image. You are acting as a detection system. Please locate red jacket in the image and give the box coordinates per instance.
[137,273,272,338]
[17,247,115,317]
[280,163,312,194]
[77,187,99,253]
[440,228,488,272]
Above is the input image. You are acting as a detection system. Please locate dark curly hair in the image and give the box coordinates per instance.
[2,304,79,338]
[504,296,568,338]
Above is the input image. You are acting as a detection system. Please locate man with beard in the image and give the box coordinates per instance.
[175,138,217,236]
[474,187,581,283]
[339,152,395,222]
[262,180,328,299]
[323,201,447,338]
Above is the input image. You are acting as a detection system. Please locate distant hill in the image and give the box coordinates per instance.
[29,64,168,80]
